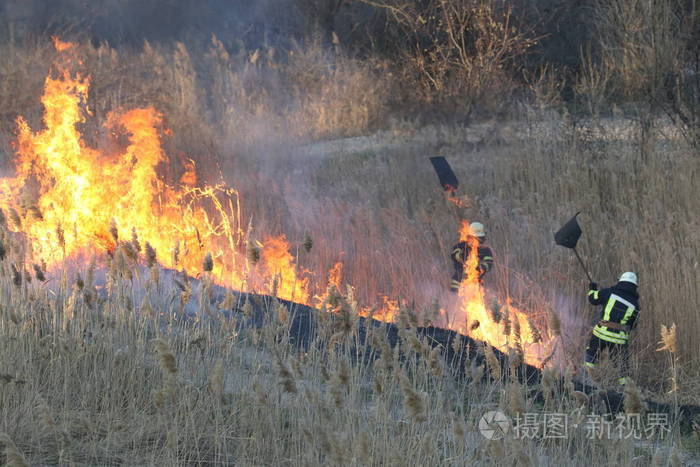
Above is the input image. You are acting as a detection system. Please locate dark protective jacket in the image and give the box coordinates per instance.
[587,281,640,345]
[450,240,493,290]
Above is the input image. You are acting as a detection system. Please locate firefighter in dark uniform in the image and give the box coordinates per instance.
[585,271,640,385]
[450,222,494,292]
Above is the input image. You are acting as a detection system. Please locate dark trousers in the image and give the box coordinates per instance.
[584,333,630,383]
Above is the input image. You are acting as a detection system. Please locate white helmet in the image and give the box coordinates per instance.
[470,222,486,238]
[619,271,638,285]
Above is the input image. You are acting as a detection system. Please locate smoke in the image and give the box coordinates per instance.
[1,0,345,50]
[549,290,591,369]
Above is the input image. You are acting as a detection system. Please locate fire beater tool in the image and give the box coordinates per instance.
[554,212,593,282]
[429,156,459,193]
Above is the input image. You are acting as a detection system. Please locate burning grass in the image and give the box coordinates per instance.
[0,40,559,370]
[0,36,699,464]
[0,39,310,305]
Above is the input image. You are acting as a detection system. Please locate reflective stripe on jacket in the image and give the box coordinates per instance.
[587,281,640,344]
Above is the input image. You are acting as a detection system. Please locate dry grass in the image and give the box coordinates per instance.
[294,117,700,396]
[0,30,699,464]
[0,259,690,465]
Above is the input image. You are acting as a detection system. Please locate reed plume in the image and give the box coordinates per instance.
[275,354,297,394]
[210,359,225,400]
[144,241,157,268]
[303,233,313,252]
[153,338,178,374]
[109,218,119,242]
[0,434,29,467]
[55,223,65,250]
[171,240,180,266]
[32,263,46,282]
[573,391,589,408]
[484,343,502,381]
[9,208,21,230]
[131,227,141,253]
[36,396,56,434]
[428,346,443,378]
[657,323,678,354]
[203,252,213,272]
[548,309,561,337]
[400,372,427,422]
[506,382,526,415]
[242,298,254,319]
[219,290,234,311]
[623,378,646,415]
[247,242,261,264]
[11,264,21,287]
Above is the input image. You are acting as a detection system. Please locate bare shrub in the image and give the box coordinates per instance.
[593,0,700,148]
[360,0,538,118]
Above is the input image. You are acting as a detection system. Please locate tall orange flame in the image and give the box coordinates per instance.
[0,41,309,304]
[449,220,549,365]
[262,235,310,303]
[327,261,343,290]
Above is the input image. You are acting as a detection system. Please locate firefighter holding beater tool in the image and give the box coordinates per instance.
[585,272,640,385]
[554,214,641,385]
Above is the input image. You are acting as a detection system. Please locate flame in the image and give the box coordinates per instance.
[327,261,343,290]
[316,261,399,323]
[448,220,549,366]
[458,220,482,284]
[446,190,470,208]
[261,235,310,303]
[373,296,400,321]
[180,159,198,186]
[51,36,73,52]
[0,41,309,304]
[0,41,553,367]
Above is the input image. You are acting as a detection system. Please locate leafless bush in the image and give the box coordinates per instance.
[593,0,700,149]
[359,0,538,119]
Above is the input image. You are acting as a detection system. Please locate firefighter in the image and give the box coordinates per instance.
[584,271,640,385]
[450,221,494,292]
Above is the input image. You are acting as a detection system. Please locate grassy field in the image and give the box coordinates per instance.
[0,262,695,465]
[0,25,699,465]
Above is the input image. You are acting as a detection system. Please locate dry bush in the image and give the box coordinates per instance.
[592,0,700,148]
[360,0,538,119]
[285,41,391,139]
[0,37,55,144]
